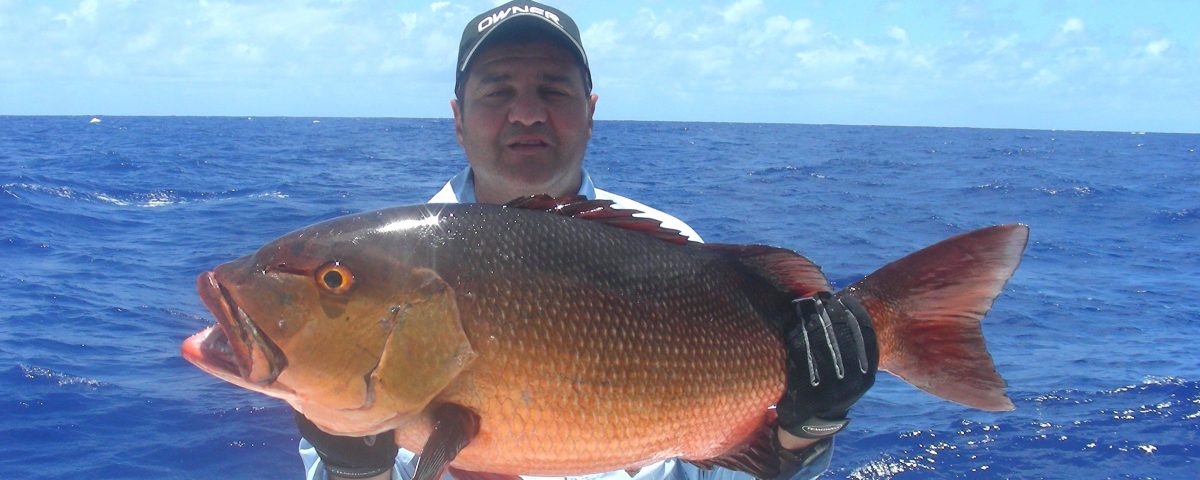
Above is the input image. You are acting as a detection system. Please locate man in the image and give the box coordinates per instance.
[297,2,877,479]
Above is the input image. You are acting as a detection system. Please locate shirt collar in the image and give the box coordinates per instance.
[447,167,596,203]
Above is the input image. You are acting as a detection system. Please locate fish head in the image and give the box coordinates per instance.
[182,208,476,435]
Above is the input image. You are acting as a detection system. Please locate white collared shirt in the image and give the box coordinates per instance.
[428,167,703,243]
[300,168,832,480]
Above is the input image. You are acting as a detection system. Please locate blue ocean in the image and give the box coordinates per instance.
[2,116,1196,479]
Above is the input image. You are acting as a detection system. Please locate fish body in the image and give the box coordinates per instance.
[182,197,1026,477]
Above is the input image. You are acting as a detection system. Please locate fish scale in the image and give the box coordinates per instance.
[383,206,789,472]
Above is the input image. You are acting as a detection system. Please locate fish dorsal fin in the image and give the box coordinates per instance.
[685,410,781,479]
[704,244,832,298]
[504,194,691,245]
[413,403,481,480]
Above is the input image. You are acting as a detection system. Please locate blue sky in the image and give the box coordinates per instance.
[2,0,1196,133]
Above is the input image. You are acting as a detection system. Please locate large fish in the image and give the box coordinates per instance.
[182,196,1027,479]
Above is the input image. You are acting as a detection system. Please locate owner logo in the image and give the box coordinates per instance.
[477,5,561,32]
[801,423,846,436]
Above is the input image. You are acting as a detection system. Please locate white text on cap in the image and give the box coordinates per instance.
[477,5,562,32]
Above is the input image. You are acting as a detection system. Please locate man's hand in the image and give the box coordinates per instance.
[776,292,879,443]
[295,409,398,480]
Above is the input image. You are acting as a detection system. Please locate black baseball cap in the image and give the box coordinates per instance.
[455,0,592,95]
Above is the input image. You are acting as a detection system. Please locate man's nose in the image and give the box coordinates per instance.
[508,91,547,126]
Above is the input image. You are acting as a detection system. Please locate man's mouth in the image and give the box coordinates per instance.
[507,135,551,150]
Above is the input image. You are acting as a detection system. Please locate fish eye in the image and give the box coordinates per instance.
[315,262,354,295]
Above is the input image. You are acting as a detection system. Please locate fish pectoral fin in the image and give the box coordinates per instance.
[413,403,482,480]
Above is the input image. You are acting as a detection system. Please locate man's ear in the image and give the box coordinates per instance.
[587,93,598,132]
[450,99,465,147]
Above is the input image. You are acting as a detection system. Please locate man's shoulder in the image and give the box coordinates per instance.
[593,188,703,243]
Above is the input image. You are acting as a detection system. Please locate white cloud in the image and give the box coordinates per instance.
[1060,17,1084,34]
[888,26,908,44]
[689,46,735,76]
[652,22,672,40]
[1028,68,1059,86]
[229,43,261,62]
[747,15,813,48]
[53,0,99,26]
[398,12,419,36]
[1144,39,1171,56]
[430,2,450,13]
[124,30,159,54]
[583,20,621,56]
[792,39,885,71]
[379,54,417,73]
[722,0,763,24]
[626,7,672,41]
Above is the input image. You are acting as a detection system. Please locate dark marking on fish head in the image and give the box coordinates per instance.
[366,267,477,417]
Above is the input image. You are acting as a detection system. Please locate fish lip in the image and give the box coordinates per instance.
[194,271,287,385]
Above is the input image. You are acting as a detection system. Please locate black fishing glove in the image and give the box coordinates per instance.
[776,292,879,440]
[294,409,398,479]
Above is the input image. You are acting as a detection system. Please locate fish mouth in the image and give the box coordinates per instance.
[182,271,287,385]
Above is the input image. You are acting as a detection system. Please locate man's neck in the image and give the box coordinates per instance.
[473,175,582,205]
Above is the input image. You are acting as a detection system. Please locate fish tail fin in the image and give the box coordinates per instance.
[843,224,1029,411]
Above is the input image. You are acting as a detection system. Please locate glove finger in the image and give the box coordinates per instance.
[784,311,819,386]
[839,294,873,329]
[792,296,849,386]
[837,294,879,373]
[835,296,870,374]
[814,296,845,380]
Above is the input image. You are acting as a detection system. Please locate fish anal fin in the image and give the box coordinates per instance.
[705,244,832,298]
[504,194,691,245]
[847,224,1029,411]
[685,410,781,479]
[447,467,522,480]
[413,404,482,480]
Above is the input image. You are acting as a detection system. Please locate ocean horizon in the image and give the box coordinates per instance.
[12,114,1195,136]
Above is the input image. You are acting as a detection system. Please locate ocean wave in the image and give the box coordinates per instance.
[1156,207,1198,222]
[1035,185,1096,197]
[2,182,288,208]
[16,364,106,389]
[1101,375,1193,393]
[971,182,1011,192]
[847,454,932,479]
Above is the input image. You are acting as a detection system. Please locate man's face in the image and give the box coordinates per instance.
[452,39,598,204]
